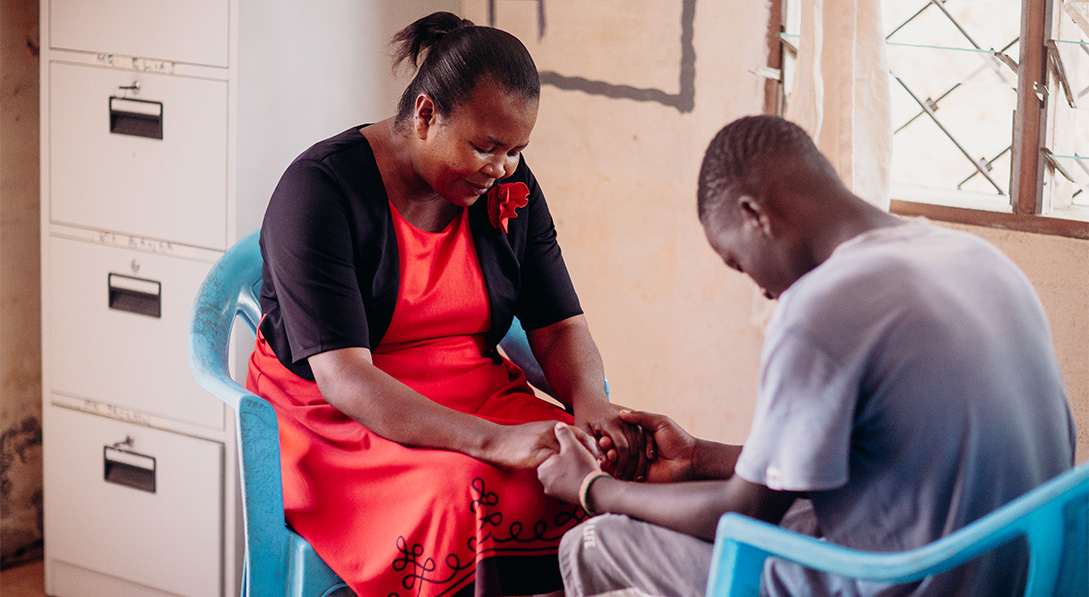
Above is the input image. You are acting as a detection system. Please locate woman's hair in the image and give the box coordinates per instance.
[391,12,540,125]
[697,115,837,220]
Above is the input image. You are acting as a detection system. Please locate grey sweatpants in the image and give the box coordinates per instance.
[557,502,822,597]
[558,514,714,597]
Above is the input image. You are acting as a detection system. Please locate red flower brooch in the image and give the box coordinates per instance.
[486,182,530,233]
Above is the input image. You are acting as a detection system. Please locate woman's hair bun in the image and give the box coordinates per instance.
[391,11,475,72]
[390,11,539,124]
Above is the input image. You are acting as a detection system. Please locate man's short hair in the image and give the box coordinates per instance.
[697,116,832,221]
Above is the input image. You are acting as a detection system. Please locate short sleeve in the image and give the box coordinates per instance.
[735,325,857,492]
[510,161,582,330]
[260,158,372,365]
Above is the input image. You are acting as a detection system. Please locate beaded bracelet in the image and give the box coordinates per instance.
[579,471,613,516]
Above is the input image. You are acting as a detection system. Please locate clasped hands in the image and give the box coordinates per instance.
[537,409,697,507]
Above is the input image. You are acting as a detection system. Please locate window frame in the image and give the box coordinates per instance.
[766,0,1089,240]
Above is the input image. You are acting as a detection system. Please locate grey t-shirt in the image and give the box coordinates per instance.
[734,218,1075,595]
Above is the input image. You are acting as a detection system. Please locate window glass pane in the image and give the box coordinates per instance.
[884,0,1020,210]
[781,2,800,102]
[1043,1,1089,217]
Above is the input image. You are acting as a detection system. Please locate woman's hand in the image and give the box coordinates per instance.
[537,423,604,504]
[481,420,601,470]
[574,399,650,481]
[618,409,697,483]
[523,316,652,477]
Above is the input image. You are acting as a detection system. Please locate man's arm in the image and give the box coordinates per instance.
[537,418,797,541]
[585,474,796,541]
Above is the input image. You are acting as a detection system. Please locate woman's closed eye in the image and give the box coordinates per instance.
[472,140,526,158]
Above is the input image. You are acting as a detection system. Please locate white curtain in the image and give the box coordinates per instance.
[785,0,893,210]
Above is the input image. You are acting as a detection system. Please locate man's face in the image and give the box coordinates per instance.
[701,191,799,300]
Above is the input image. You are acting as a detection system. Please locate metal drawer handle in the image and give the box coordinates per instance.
[104,438,157,494]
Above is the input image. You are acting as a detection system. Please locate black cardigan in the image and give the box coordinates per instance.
[258,126,583,381]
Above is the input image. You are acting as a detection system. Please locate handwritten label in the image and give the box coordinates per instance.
[94,231,177,256]
[76,399,154,428]
[95,53,177,75]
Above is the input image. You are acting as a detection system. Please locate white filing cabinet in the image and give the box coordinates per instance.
[39,2,457,595]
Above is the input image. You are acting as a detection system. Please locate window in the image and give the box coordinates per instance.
[772,0,1089,239]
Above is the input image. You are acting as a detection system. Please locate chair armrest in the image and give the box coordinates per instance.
[706,491,1074,597]
[706,466,1089,597]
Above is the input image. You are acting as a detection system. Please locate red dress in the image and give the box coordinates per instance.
[247,203,584,596]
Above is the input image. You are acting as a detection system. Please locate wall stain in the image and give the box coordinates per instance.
[0,416,42,495]
[25,24,40,58]
[2,0,43,571]
[0,415,44,567]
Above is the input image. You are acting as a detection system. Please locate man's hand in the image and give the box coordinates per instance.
[537,423,604,504]
[618,410,697,483]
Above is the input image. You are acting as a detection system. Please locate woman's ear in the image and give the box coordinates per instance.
[413,94,436,140]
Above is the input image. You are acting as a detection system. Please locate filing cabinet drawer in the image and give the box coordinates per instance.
[49,62,228,250]
[49,0,229,67]
[48,236,224,430]
[44,405,223,597]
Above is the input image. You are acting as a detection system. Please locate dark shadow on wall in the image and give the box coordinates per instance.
[488,0,697,113]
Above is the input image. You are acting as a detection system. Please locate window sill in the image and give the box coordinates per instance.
[890,200,1089,239]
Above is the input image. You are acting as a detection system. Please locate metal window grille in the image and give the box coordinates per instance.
[779,0,1089,221]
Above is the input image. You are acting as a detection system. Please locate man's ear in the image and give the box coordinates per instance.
[738,192,773,238]
[413,94,436,140]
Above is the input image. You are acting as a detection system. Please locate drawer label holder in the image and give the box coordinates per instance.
[104,438,157,493]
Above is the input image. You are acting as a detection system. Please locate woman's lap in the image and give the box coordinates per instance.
[277,411,583,595]
[249,333,580,595]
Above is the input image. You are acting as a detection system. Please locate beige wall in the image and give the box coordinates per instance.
[945,224,1089,461]
[466,1,1089,462]
[465,0,772,444]
[0,0,43,566]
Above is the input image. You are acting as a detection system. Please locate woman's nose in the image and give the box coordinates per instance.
[481,155,505,178]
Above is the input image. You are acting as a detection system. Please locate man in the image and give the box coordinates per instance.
[536,115,1076,596]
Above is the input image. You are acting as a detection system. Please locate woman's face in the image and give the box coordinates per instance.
[414,82,539,206]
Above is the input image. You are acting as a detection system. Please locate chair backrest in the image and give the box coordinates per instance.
[502,320,610,404]
[188,230,346,597]
[707,461,1089,596]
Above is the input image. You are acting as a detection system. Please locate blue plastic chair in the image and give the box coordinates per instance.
[188,230,577,597]
[706,462,1089,596]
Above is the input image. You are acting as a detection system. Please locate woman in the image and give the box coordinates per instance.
[246,12,641,597]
